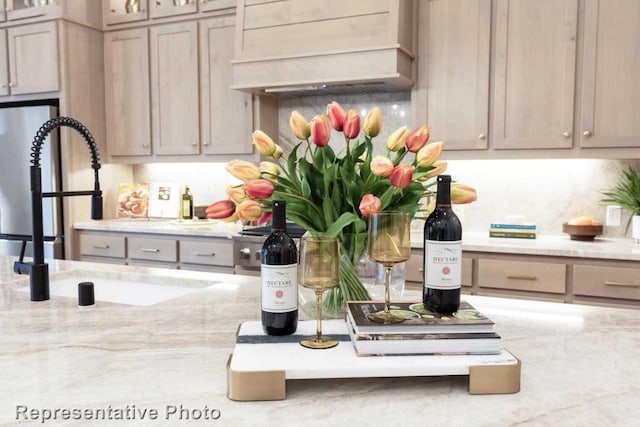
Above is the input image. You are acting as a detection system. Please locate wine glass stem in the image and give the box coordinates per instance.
[384,265,393,314]
[315,289,324,342]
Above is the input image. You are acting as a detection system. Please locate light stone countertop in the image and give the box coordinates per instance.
[74,219,242,238]
[1,255,639,426]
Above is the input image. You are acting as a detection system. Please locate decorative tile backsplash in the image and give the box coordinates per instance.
[134,93,639,238]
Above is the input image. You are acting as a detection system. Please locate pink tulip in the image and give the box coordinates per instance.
[343,109,361,139]
[243,179,275,200]
[252,130,276,157]
[386,126,409,151]
[206,200,236,219]
[257,211,272,225]
[236,200,263,222]
[359,194,382,218]
[416,141,444,168]
[451,184,478,204]
[226,160,261,181]
[370,156,394,177]
[289,111,311,140]
[310,114,331,147]
[327,101,347,131]
[363,107,382,137]
[225,185,246,204]
[405,125,431,152]
[389,164,415,189]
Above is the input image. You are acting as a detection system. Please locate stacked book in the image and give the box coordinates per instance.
[345,301,501,356]
[489,222,537,239]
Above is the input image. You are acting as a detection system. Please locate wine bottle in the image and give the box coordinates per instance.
[261,200,298,335]
[423,175,462,314]
[181,185,193,219]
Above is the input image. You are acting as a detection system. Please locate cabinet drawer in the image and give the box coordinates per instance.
[573,265,640,301]
[79,234,125,258]
[128,237,177,262]
[179,239,233,267]
[478,259,565,293]
[406,251,472,287]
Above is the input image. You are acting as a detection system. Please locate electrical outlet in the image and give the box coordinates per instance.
[606,205,621,227]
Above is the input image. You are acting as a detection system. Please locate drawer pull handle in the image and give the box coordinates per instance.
[141,248,160,253]
[93,244,110,249]
[604,281,639,288]
[506,273,537,280]
[195,252,215,257]
[418,267,424,272]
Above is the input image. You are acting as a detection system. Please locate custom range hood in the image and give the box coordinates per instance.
[231,0,415,96]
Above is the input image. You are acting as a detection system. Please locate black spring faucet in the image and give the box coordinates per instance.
[13,117,103,301]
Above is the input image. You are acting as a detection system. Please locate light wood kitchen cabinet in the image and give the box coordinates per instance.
[579,0,640,148]
[200,0,235,13]
[79,232,126,262]
[422,0,491,151]
[128,236,178,263]
[150,0,197,19]
[103,0,149,26]
[492,0,578,150]
[179,238,234,273]
[150,21,200,156]
[477,258,566,294]
[200,17,253,156]
[573,263,640,302]
[104,27,152,156]
[0,21,59,97]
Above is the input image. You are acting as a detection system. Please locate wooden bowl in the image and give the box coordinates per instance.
[562,223,603,241]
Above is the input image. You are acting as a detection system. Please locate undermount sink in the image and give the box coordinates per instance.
[17,269,217,306]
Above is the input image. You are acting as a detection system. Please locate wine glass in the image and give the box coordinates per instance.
[367,212,411,324]
[298,234,341,349]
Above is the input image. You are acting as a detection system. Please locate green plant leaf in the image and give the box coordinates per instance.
[325,212,360,237]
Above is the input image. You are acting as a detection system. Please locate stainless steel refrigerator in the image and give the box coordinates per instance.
[0,104,63,259]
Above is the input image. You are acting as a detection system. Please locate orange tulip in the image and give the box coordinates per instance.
[416,141,444,168]
[370,155,394,177]
[226,160,261,181]
[423,160,448,180]
[386,126,409,151]
[359,194,381,218]
[389,164,415,189]
[225,185,247,204]
[451,184,478,204]
[310,114,331,147]
[206,200,236,219]
[289,111,311,140]
[405,125,431,152]
[252,130,276,157]
[343,109,361,139]
[327,101,347,131]
[243,179,275,200]
[363,107,382,137]
[236,200,263,222]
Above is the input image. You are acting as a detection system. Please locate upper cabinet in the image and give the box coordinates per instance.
[492,0,578,150]
[0,21,59,97]
[414,0,640,158]
[579,0,640,148]
[103,0,148,26]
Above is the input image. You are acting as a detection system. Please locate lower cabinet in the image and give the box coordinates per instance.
[572,262,640,304]
[76,231,234,273]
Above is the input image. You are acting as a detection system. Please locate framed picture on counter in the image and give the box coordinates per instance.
[116,183,150,219]
[148,182,180,218]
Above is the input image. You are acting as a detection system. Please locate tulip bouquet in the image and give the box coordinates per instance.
[207,101,477,315]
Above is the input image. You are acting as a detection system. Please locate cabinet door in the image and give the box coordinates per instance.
[0,0,6,22]
[0,30,8,96]
[103,0,148,26]
[104,28,151,156]
[150,22,200,156]
[493,0,578,149]
[200,0,236,13]
[7,21,59,95]
[200,18,254,155]
[150,0,197,19]
[580,0,640,148]
[425,0,490,150]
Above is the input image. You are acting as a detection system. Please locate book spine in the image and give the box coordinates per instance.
[490,223,537,230]
[489,231,536,239]
[488,228,537,234]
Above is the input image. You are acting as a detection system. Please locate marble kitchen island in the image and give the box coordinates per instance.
[0,255,639,426]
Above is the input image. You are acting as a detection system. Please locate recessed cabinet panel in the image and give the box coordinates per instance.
[103,0,149,25]
[104,28,151,156]
[478,259,566,294]
[580,0,640,148]
[128,236,177,262]
[151,0,198,19]
[7,21,59,95]
[573,265,640,301]
[200,19,254,155]
[150,22,199,155]
[0,31,8,96]
[426,0,490,150]
[200,0,235,13]
[493,0,578,150]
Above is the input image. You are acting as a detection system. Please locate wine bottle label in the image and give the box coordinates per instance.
[424,240,462,290]
[261,263,298,313]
